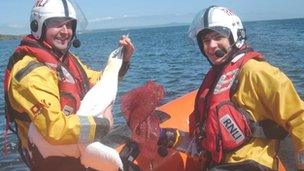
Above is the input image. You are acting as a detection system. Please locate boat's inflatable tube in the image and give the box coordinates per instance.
[28,46,124,171]
[116,89,286,171]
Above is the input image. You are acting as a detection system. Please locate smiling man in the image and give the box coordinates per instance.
[187,5,304,171]
[4,0,134,170]
[44,17,75,52]
[158,5,304,171]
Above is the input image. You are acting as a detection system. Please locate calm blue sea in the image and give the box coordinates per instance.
[0,18,303,170]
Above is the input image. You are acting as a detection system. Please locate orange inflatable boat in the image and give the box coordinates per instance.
[108,90,286,171]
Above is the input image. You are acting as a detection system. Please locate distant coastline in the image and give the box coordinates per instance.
[0,34,23,41]
[83,17,304,34]
[1,17,303,38]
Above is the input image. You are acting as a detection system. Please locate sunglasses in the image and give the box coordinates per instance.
[45,17,75,29]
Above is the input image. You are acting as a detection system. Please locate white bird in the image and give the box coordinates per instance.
[28,43,126,171]
[77,46,123,117]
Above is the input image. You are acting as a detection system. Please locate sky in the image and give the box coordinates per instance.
[1,0,304,35]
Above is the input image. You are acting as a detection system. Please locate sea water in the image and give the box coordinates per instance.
[0,18,303,170]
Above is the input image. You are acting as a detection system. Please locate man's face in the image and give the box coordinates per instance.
[200,31,231,65]
[44,18,74,51]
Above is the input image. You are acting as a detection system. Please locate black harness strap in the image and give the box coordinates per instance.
[251,120,288,139]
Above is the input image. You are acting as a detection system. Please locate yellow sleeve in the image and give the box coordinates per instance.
[238,59,304,152]
[8,56,109,145]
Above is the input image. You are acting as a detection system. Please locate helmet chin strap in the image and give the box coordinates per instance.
[213,43,250,68]
[214,36,242,58]
[211,40,244,67]
[42,39,72,60]
[215,46,230,58]
[59,40,73,60]
[52,32,81,61]
[211,47,233,66]
[60,35,81,60]
[59,29,80,60]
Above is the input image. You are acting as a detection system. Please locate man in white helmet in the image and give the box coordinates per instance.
[4,0,134,170]
[158,5,304,171]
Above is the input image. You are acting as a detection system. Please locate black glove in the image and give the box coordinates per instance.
[119,141,140,171]
[157,128,180,148]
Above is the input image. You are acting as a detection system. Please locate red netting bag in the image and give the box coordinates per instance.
[121,81,165,159]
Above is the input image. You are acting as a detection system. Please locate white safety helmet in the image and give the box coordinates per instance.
[30,0,84,40]
[188,6,246,50]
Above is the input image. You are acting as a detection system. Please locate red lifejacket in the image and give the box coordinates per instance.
[3,35,92,166]
[189,50,263,163]
[4,35,91,122]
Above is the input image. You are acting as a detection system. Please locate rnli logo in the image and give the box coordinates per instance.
[35,0,48,7]
[221,8,235,17]
[219,114,245,143]
[214,69,238,94]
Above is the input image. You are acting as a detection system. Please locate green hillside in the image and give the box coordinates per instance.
[0,34,22,40]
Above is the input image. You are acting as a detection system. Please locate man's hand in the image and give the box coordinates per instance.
[119,35,134,62]
[157,128,180,148]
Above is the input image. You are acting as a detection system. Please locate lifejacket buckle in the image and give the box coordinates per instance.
[195,123,205,140]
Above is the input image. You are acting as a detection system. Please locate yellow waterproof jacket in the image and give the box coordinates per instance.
[7,53,110,151]
[224,59,304,170]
